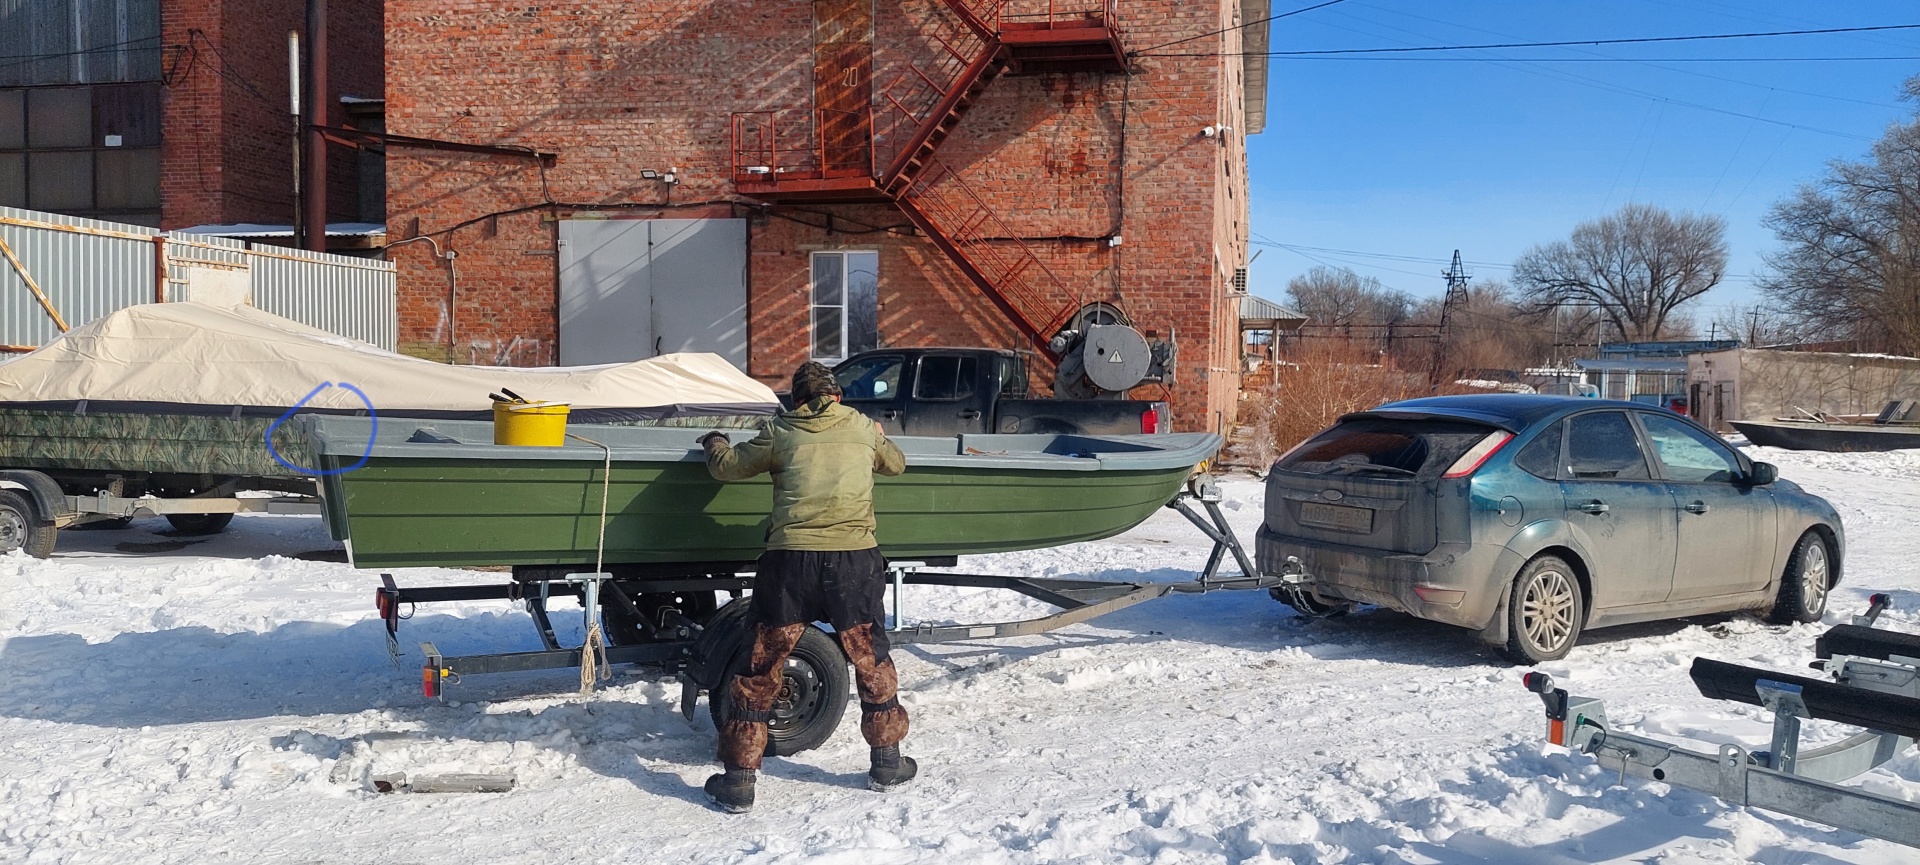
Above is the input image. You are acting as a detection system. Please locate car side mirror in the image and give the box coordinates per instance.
[1745,462,1778,486]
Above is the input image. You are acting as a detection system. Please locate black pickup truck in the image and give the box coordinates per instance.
[828,348,1169,436]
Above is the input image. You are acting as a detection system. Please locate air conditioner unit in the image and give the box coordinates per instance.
[1231,267,1249,294]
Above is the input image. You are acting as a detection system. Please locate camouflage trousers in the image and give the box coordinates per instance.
[717,548,909,770]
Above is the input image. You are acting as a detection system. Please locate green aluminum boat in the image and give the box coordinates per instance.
[300,416,1220,569]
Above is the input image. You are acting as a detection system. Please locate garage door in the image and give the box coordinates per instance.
[557,218,747,368]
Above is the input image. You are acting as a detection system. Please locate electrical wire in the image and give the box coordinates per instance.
[1131,0,1352,55]
[1140,22,1920,57]
[0,36,161,72]
[1262,55,1920,63]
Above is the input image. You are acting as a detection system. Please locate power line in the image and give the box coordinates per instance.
[1140,22,1920,57]
[1132,0,1352,55]
[1262,54,1920,63]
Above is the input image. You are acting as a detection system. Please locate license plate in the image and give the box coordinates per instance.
[1299,502,1373,533]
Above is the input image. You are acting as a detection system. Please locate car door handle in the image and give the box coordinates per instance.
[1683,500,1710,514]
[958,409,982,420]
[1572,500,1609,514]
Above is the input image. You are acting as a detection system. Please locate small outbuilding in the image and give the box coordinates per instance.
[1687,348,1920,431]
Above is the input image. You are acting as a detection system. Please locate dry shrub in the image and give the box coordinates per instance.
[1229,342,1434,471]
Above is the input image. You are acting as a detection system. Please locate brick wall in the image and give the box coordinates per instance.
[159,0,383,229]
[385,0,1253,431]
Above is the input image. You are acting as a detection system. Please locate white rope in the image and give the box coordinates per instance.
[568,433,614,694]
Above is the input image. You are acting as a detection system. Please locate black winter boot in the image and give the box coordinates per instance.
[704,768,756,813]
[868,745,918,792]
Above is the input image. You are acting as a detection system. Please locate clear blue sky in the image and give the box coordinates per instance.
[1244,0,1920,327]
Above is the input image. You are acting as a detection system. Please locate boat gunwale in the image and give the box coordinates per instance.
[299,416,1222,474]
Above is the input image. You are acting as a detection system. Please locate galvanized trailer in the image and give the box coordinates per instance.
[1523,594,1920,849]
[373,474,1277,756]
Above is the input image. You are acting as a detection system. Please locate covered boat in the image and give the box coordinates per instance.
[0,302,779,481]
[300,415,1219,568]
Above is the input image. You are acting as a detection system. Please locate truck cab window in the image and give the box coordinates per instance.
[914,355,977,401]
[835,355,902,400]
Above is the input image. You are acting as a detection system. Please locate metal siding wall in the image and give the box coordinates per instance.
[0,207,396,350]
[247,244,398,349]
[0,205,152,347]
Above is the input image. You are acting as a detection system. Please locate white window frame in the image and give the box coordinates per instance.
[809,249,878,363]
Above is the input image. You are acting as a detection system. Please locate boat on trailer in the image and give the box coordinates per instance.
[299,415,1278,754]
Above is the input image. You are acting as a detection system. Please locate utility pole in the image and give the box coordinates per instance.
[1748,308,1762,345]
[1430,249,1471,385]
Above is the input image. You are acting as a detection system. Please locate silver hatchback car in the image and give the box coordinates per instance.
[1255,395,1844,664]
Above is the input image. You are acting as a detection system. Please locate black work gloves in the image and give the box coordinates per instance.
[698,431,730,451]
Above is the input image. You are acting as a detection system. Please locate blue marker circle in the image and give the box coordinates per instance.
[264,381,378,476]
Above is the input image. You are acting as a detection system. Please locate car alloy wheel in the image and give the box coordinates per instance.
[1800,540,1829,616]
[1521,568,1578,655]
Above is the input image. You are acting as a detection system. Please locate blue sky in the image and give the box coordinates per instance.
[1243,0,1920,326]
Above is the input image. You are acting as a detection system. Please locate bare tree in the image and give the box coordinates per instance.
[1284,266,1412,329]
[1759,75,1920,356]
[1512,203,1728,341]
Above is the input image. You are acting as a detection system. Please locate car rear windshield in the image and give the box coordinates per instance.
[1276,418,1500,478]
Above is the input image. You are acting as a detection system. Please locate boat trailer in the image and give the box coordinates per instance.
[374,474,1278,753]
[1523,594,1920,849]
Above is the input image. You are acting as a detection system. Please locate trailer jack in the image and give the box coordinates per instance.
[1523,595,1920,848]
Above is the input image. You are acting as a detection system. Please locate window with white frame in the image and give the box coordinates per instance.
[810,250,878,362]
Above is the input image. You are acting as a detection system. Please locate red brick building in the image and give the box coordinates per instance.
[1,0,382,231]
[385,0,1266,430]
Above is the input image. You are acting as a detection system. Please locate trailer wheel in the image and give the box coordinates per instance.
[165,512,234,535]
[0,490,56,558]
[709,624,850,757]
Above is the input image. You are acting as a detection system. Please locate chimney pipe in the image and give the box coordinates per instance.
[303,0,328,252]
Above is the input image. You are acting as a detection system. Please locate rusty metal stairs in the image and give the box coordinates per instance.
[731,0,1127,354]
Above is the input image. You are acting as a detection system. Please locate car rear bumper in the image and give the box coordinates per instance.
[1256,526,1510,629]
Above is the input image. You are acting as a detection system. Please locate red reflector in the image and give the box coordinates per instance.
[422,666,439,699]
[375,591,389,616]
[1140,407,1159,434]
[1412,584,1466,605]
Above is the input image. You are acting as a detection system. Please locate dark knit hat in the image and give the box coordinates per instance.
[790,361,842,405]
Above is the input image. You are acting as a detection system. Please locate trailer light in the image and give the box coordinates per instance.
[375,590,390,617]
[1412,585,1465,606]
[1141,407,1160,434]
[1443,431,1513,478]
[422,665,441,699]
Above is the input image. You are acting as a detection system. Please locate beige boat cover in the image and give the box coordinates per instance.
[0,302,778,419]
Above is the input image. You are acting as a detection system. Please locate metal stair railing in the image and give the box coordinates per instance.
[897,162,1079,350]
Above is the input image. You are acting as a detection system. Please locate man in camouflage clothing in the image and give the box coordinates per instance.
[697,361,913,813]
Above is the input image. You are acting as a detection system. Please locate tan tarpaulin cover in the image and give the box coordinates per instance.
[0,302,778,416]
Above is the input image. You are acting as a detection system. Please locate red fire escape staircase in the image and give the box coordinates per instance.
[730,1,1127,353]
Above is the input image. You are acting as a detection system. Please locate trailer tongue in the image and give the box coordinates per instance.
[378,474,1277,756]
[1522,594,1920,849]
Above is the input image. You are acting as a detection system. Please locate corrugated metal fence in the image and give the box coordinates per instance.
[0,207,396,350]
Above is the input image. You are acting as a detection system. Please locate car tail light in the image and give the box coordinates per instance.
[1140,407,1159,434]
[1443,431,1513,478]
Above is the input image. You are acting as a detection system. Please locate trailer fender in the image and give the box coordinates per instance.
[0,470,67,523]
[678,597,758,721]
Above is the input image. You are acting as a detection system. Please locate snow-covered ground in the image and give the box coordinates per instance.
[2,447,1917,864]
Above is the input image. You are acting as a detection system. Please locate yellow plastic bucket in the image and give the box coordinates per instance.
[493,400,570,446]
